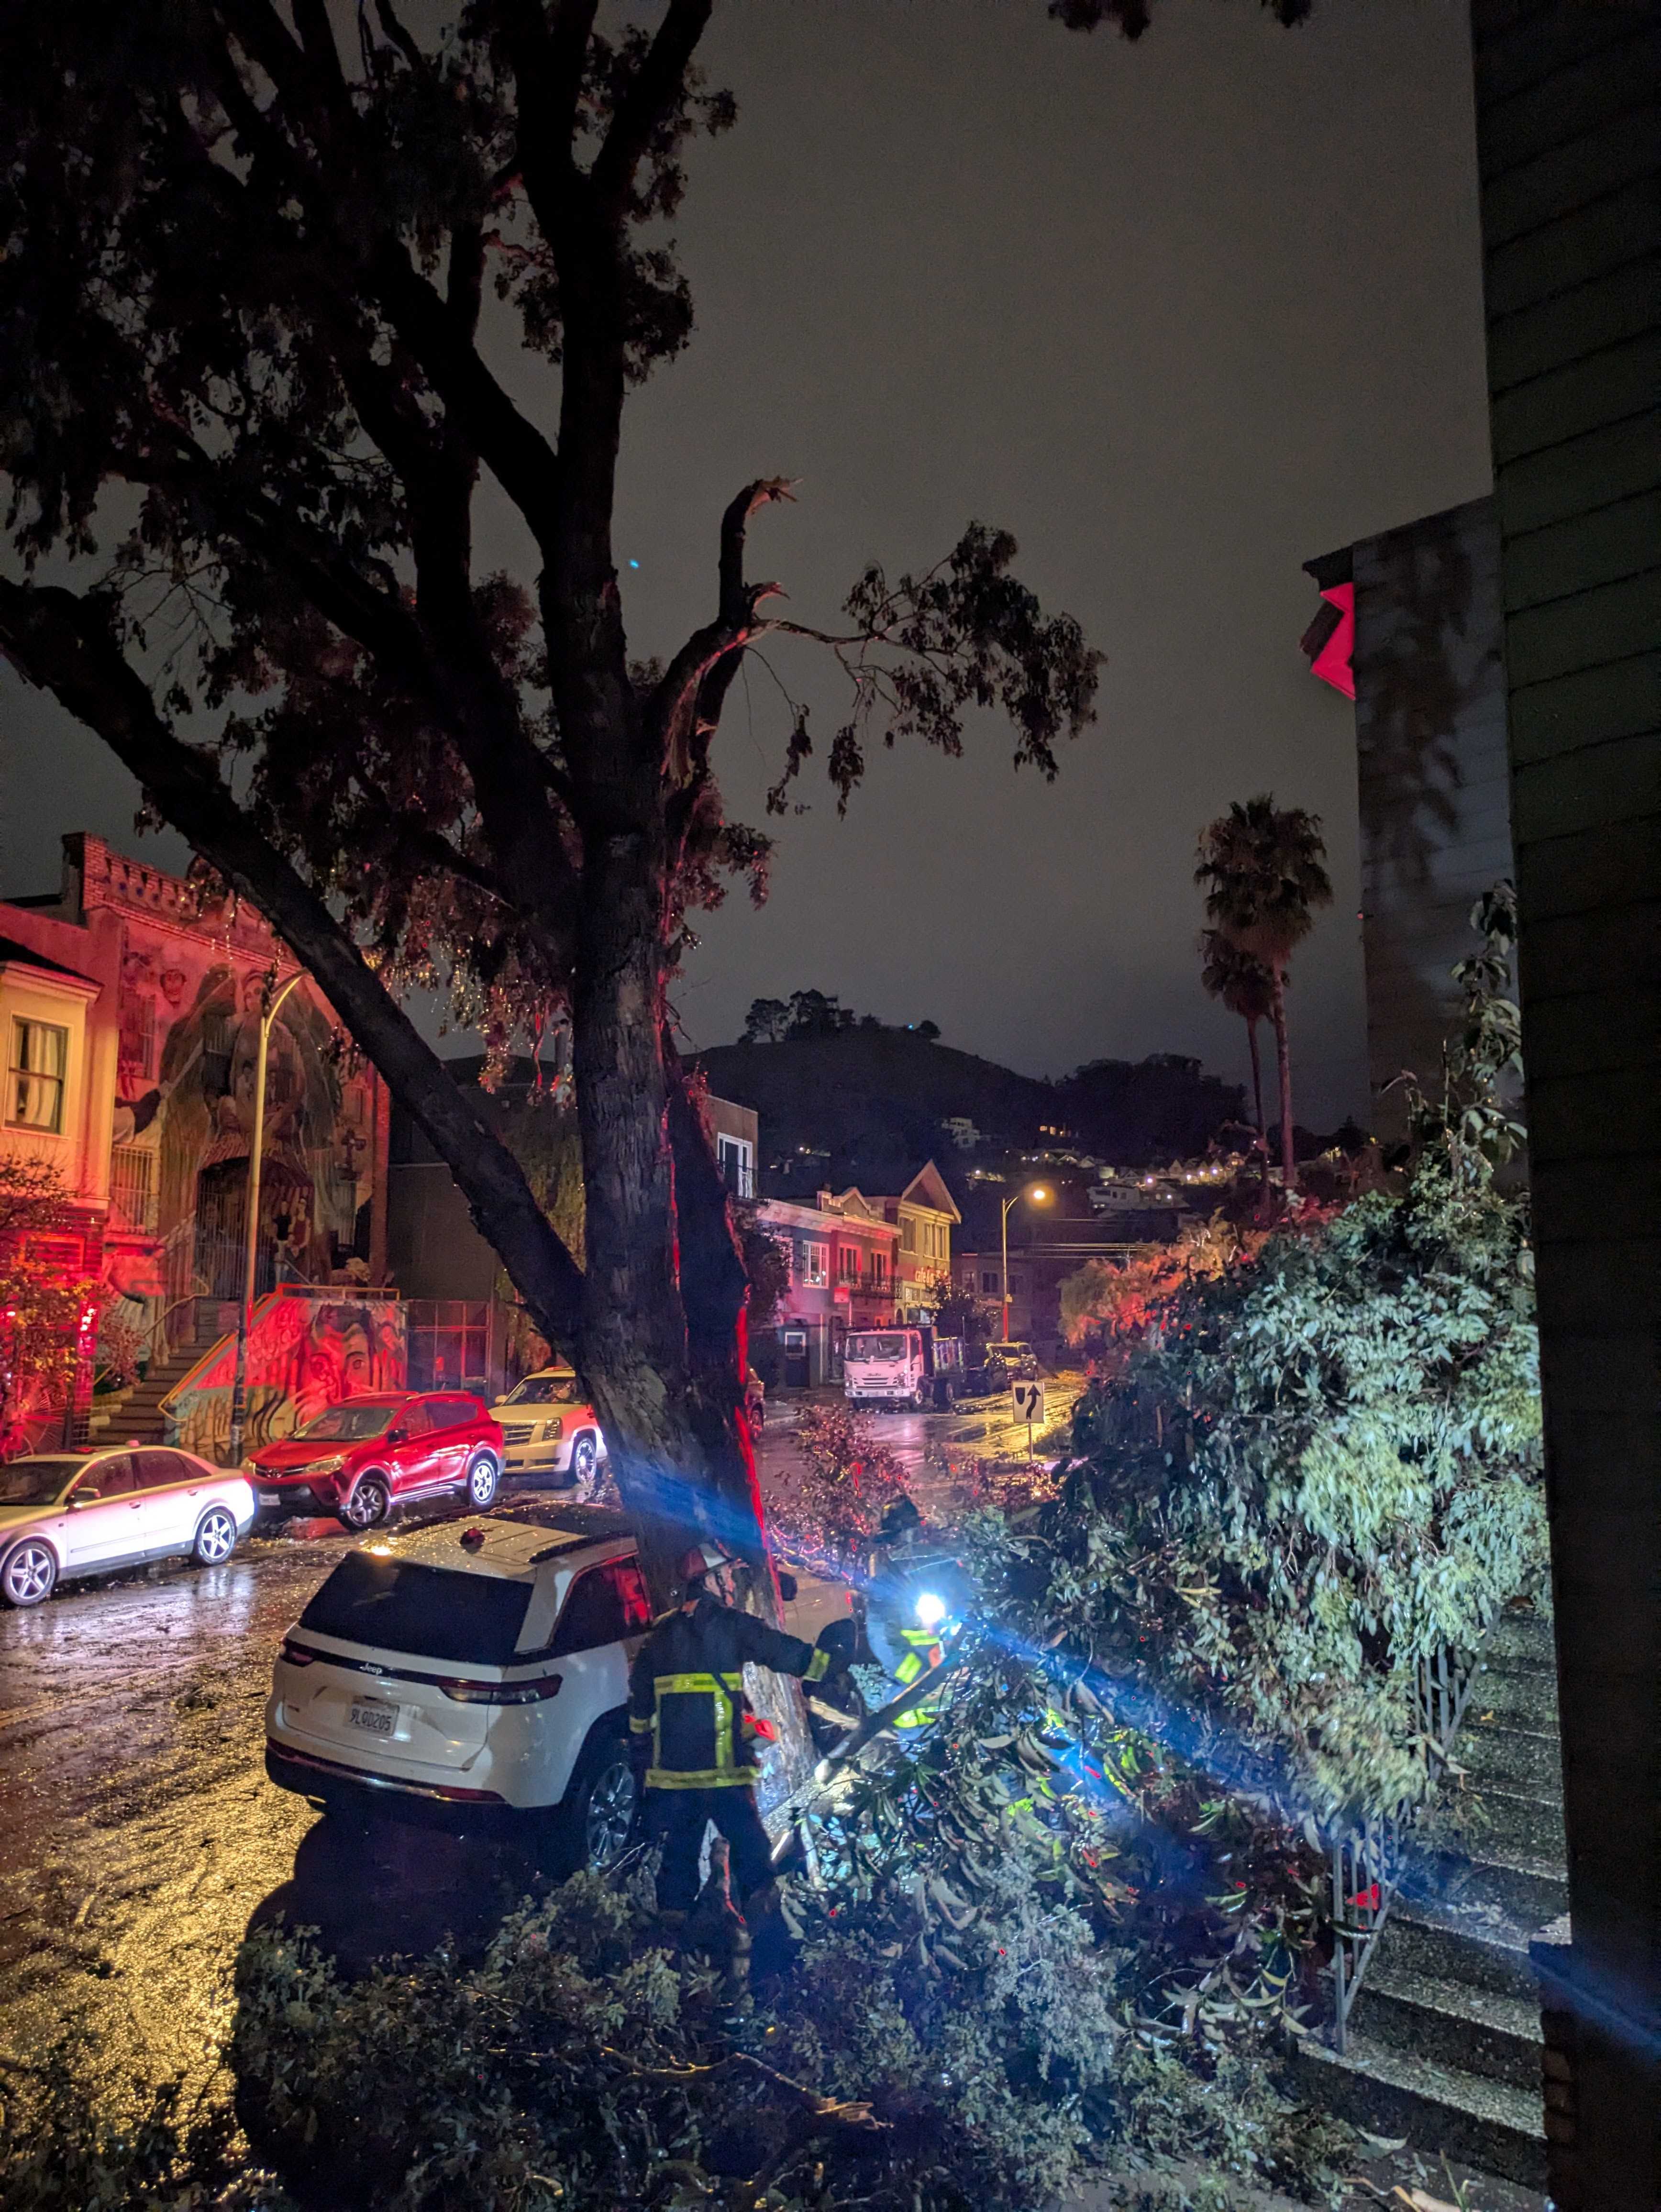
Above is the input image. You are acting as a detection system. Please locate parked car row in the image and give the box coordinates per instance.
[0,1368,610,1610]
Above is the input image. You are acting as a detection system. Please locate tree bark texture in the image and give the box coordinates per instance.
[1269,969,1296,1191]
[1245,1017,1264,1136]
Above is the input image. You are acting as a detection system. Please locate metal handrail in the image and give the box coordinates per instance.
[1328,1634,1489,2053]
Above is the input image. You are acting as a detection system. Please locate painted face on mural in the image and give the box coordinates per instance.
[290,1306,391,1427]
[159,968,187,1009]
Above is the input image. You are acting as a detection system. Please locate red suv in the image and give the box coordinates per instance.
[250,1393,504,1531]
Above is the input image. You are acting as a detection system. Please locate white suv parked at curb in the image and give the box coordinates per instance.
[0,1447,256,1608]
[265,1504,652,1870]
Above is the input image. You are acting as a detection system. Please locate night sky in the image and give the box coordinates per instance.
[0,0,1495,1130]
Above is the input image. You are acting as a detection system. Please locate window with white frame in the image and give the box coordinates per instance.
[715,1133,754,1199]
[801,1240,829,1287]
[837,1244,860,1283]
[8,1018,68,1133]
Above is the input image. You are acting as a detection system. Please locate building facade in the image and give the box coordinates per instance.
[706,1092,757,1199]
[1,833,390,1431]
[873,1161,960,1323]
[754,1187,900,1386]
[1303,495,1516,1137]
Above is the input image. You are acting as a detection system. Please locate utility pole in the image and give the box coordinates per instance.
[226,969,304,1467]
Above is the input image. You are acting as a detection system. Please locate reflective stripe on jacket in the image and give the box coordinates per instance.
[628,1594,830,1789]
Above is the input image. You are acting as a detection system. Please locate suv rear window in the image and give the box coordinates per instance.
[299,1552,532,1663]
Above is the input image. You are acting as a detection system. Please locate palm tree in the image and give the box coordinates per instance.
[1195,796,1333,1190]
[1198,929,1274,1139]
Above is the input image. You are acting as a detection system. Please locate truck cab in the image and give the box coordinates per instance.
[842,1327,963,1411]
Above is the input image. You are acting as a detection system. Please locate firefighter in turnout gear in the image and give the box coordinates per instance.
[863,1497,954,1731]
[629,1542,836,1973]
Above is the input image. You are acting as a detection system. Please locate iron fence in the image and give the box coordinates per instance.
[1327,1637,1487,2053]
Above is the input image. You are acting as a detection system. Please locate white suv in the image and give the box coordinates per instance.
[264,1504,651,1870]
[0,1447,256,1607]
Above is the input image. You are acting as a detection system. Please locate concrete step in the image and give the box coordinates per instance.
[1421,1844,1568,1932]
[1455,1718,1562,1798]
[1462,1784,1568,1868]
[1297,2030,1545,2190]
[1465,1662,1560,1734]
[1484,1610,1555,1668]
[1383,1901,1539,2003]
[1352,1962,1542,2091]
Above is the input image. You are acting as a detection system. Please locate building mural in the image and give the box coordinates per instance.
[163,1288,406,1461]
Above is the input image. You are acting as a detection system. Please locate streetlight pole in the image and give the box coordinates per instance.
[999,1183,1050,1342]
[226,969,304,1467]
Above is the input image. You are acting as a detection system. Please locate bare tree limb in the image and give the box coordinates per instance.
[591,0,715,216]
[0,576,585,1351]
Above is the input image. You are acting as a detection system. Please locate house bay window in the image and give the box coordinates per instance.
[837,1246,860,1284]
[801,1240,829,1288]
[8,1017,67,1133]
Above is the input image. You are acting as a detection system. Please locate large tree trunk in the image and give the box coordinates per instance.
[563,824,775,1615]
[1269,967,1296,1192]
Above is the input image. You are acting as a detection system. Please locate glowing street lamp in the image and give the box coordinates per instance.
[1000,1182,1052,1342]
[227,968,305,1467]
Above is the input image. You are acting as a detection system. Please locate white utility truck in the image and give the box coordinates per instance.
[842,1327,963,1411]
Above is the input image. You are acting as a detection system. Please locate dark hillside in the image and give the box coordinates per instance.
[695,1032,1241,1197]
[696,1030,1052,1197]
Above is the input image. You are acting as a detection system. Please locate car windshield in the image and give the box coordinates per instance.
[502,1374,577,1406]
[986,1345,1029,1360]
[295,1403,399,1442]
[298,1551,532,1663]
[0,1458,82,1507]
[846,1334,907,1359]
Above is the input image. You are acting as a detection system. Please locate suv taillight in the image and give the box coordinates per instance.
[440,1673,563,1705]
[280,1639,318,1667]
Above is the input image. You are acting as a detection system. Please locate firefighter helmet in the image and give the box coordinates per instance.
[678,1541,732,1591]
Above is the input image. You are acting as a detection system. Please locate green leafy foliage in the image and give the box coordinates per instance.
[1025,1144,1543,1828]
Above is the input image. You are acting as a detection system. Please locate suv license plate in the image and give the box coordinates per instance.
[348,1701,396,1737]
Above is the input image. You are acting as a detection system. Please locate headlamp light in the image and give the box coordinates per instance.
[914,1590,949,1630]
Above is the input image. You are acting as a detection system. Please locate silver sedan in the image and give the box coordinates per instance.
[0,1446,257,1608]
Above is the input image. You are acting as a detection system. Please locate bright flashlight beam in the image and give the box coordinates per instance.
[914,1591,949,1629]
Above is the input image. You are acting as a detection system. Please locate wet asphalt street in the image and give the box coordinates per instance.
[0,1404,941,2105]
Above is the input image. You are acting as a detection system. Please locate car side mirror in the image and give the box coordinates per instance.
[386,1427,407,1445]
[777,1570,798,1603]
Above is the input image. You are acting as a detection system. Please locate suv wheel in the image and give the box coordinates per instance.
[193,1505,239,1565]
[1,1539,57,1608]
[547,1722,636,1876]
[568,1432,598,1491]
[466,1454,500,1508]
[339,1474,390,1531]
